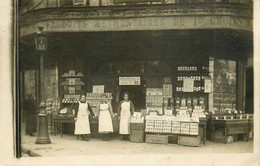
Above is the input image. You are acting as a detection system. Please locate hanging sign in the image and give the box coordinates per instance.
[204,79,212,93]
[92,85,105,93]
[183,78,194,92]
[119,77,140,85]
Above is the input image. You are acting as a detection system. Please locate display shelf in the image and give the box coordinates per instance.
[60,81,85,86]
[62,74,84,78]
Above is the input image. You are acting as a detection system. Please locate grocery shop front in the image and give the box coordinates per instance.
[19,2,253,145]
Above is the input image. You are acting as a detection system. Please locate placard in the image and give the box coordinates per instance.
[183,78,194,92]
[119,77,140,85]
[92,85,105,93]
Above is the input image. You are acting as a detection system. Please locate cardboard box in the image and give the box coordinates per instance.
[178,136,201,147]
[146,134,168,144]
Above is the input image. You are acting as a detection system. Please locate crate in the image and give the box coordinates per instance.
[130,131,144,143]
[130,123,144,131]
[145,134,168,144]
[178,136,201,147]
[168,135,178,144]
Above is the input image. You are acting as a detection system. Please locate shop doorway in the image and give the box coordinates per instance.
[119,85,145,111]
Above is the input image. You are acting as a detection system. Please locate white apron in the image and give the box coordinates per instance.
[74,102,91,135]
[99,103,113,133]
[119,101,131,134]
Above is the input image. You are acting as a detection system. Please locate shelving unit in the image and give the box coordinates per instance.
[59,71,85,116]
[174,60,210,112]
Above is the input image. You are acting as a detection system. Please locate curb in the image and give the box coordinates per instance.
[21,147,41,157]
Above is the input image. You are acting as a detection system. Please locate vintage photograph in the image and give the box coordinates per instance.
[18,0,254,158]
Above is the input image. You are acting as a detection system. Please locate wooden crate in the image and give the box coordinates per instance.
[130,131,144,143]
[145,134,168,144]
[178,136,201,147]
[130,123,144,131]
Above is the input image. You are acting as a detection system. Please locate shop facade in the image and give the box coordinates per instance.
[19,0,253,145]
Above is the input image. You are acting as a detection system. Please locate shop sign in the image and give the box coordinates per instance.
[119,77,140,85]
[93,85,105,93]
[20,15,252,37]
[183,78,194,92]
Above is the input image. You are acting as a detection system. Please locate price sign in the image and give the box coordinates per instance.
[92,85,105,93]
[119,77,140,85]
[183,78,194,92]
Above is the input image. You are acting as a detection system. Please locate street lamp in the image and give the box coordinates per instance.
[35,26,51,144]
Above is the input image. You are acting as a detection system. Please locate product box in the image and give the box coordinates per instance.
[146,134,168,144]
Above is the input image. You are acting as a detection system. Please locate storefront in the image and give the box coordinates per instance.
[19,1,253,145]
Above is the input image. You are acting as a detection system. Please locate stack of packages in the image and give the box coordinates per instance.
[192,106,206,118]
[146,88,163,115]
[176,107,191,118]
[145,115,199,135]
[130,112,145,143]
[145,115,200,146]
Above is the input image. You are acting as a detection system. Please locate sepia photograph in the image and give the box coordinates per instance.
[0,0,259,165]
[17,0,254,158]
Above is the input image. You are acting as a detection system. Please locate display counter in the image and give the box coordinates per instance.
[210,116,251,143]
[53,115,119,137]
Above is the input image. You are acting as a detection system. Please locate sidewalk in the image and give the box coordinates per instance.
[21,134,253,157]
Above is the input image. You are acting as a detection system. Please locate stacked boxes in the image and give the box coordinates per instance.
[180,122,190,134]
[192,106,206,118]
[145,120,154,132]
[189,123,199,135]
[146,88,163,115]
[162,121,172,133]
[171,121,181,134]
[145,115,199,135]
[163,84,173,98]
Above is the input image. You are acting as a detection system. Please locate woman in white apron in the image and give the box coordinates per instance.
[117,92,135,140]
[74,95,95,141]
[96,94,115,141]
